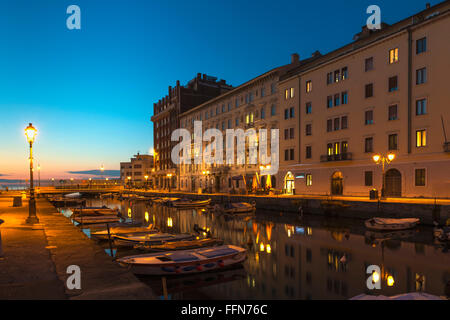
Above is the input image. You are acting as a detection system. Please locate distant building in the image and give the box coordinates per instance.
[120,153,154,187]
[151,74,232,189]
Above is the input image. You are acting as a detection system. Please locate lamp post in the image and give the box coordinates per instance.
[37,164,41,188]
[127,176,132,189]
[144,175,149,190]
[202,170,210,193]
[25,123,39,224]
[373,153,396,200]
[167,173,173,193]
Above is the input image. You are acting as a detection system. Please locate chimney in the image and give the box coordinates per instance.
[426,3,430,9]
[291,53,300,64]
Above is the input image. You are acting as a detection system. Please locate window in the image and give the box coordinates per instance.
[389,134,398,150]
[389,48,399,64]
[306,80,312,93]
[306,124,312,136]
[235,118,239,126]
[415,169,426,186]
[389,76,398,92]
[416,37,427,54]
[365,171,373,186]
[334,118,340,131]
[334,94,340,106]
[285,149,294,161]
[261,87,265,97]
[228,103,232,111]
[416,68,427,84]
[365,110,374,125]
[285,89,289,100]
[285,149,289,161]
[235,98,239,108]
[284,109,289,120]
[290,128,294,139]
[341,92,348,104]
[306,146,312,159]
[327,72,333,85]
[284,129,289,140]
[327,96,333,108]
[416,99,427,115]
[228,119,231,129]
[334,70,340,83]
[290,88,295,98]
[290,149,294,160]
[342,67,348,80]
[306,174,312,186]
[365,137,374,153]
[290,107,295,118]
[327,119,333,132]
[261,107,265,119]
[365,57,374,71]
[365,83,373,98]
[416,130,427,147]
[271,83,276,94]
[306,102,312,114]
[271,105,276,116]
[341,116,348,129]
[389,105,398,120]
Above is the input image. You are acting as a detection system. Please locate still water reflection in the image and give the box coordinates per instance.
[79,198,450,300]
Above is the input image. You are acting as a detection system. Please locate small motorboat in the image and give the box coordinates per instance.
[65,192,82,199]
[134,238,224,252]
[71,207,118,216]
[171,199,212,208]
[117,245,247,275]
[365,218,420,231]
[350,292,445,300]
[113,233,194,247]
[72,215,121,225]
[91,226,158,240]
[214,202,256,214]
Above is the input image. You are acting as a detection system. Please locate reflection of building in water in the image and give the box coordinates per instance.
[117,201,450,300]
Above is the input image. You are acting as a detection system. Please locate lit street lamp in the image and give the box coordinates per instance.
[373,153,396,199]
[144,175,149,190]
[202,170,210,193]
[167,173,173,193]
[24,123,39,224]
[127,176,132,189]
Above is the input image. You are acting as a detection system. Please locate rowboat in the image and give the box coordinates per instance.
[72,215,121,225]
[117,245,247,275]
[113,233,195,247]
[71,208,118,216]
[171,199,211,208]
[214,202,256,214]
[91,226,159,240]
[152,197,180,204]
[364,218,420,231]
[134,238,224,252]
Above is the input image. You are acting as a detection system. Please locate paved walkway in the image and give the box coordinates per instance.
[0,196,155,299]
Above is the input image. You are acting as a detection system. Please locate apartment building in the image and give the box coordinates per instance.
[177,55,302,193]
[120,153,154,187]
[277,1,450,198]
[151,74,232,189]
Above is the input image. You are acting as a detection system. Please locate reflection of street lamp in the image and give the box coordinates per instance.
[373,153,396,199]
[259,165,271,190]
[167,173,173,193]
[25,123,39,224]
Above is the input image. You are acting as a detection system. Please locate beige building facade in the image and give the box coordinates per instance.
[120,153,154,187]
[276,2,450,198]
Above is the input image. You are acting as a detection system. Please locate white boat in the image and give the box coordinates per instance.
[214,202,256,214]
[364,218,420,231]
[117,245,247,275]
[65,192,82,199]
[172,199,212,208]
[350,292,445,300]
[91,226,158,240]
[113,232,194,247]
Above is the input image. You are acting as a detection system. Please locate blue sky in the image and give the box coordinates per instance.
[0,0,440,179]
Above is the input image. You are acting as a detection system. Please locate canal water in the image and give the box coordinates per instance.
[64,198,450,300]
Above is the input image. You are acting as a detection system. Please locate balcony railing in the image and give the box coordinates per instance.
[320,153,353,163]
[444,142,450,153]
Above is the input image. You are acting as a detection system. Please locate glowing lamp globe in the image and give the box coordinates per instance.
[25,123,37,143]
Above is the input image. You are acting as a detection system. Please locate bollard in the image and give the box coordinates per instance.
[0,219,4,258]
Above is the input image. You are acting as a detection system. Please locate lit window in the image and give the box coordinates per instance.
[389,48,399,64]
[306,174,312,186]
[416,130,427,147]
[306,81,312,93]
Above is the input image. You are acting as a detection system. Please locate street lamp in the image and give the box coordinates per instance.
[24,123,39,224]
[37,164,41,188]
[127,176,132,189]
[144,175,149,190]
[373,153,396,199]
[202,170,210,193]
[167,173,173,193]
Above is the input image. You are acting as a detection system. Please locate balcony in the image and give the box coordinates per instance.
[444,142,450,153]
[320,153,353,163]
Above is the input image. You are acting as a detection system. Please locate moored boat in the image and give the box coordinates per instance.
[117,245,247,275]
[113,232,194,247]
[364,218,420,231]
[71,207,119,216]
[171,198,211,208]
[214,202,256,214]
[91,226,158,240]
[134,238,224,252]
[72,215,121,225]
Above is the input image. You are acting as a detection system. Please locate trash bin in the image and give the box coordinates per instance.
[13,196,22,207]
[369,189,379,200]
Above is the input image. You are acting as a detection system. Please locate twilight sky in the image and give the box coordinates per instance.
[0,0,439,179]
